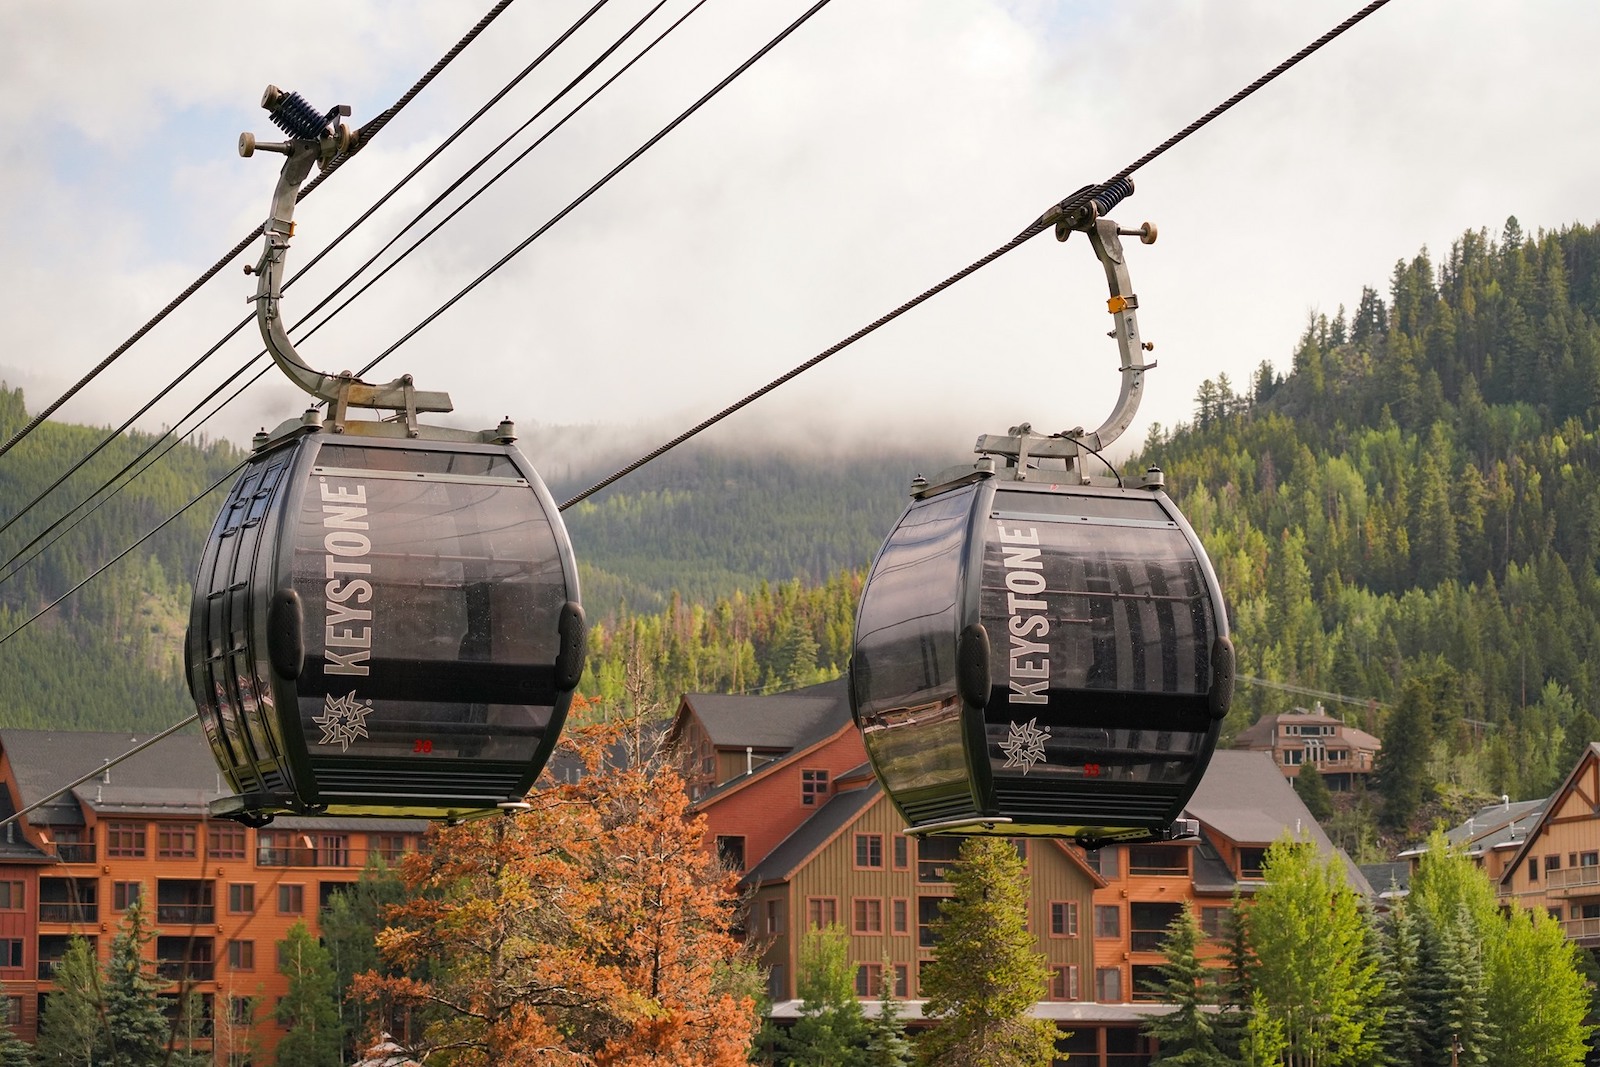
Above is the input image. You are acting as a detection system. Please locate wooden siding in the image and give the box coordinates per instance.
[1499,753,1600,944]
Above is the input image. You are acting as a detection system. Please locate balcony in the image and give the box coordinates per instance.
[1563,916,1600,945]
[38,878,99,924]
[55,843,96,864]
[1545,865,1600,896]
[38,903,98,923]
[256,840,398,869]
[156,880,215,925]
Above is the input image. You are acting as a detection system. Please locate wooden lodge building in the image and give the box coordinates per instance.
[668,679,1367,1067]
[0,728,426,1063]
[1230,704,1382,791]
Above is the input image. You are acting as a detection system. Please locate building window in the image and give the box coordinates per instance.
[1530,862,1540,884]
[112,882,141,911]
[917,837,962,883]
[371,834,409,862]
[854,834,884,869]
[1128,846,1188,876]
[893,964,908,997]
[1131,902,1183,952]
[227,940,255,971]
[1239,849,1267,879]
[1583,852,1599,868]
[1132,964,1164,1001]
[277,884,304,916]
[52,828,95,863]
[853,898,883,934]
[1284,749,1303,765]
[3,998,18,1027]
[228,884,256,914]
[228,996,253,1026]
[764,899,784,935]
[806,898,837,930]
[106,821,146,858]
[157,823,198,860]
[0,941,20,968]
[1547,855,1562,873]
[1050,901,1079,937]
[1200,906,1228,939]
[918,897,945,947]
[716,836,746,872]
[1050,965,1080,1000]
[767,964,786,1002]
[892,836,909,870]
[0,883,21,911]
[208,823,247,861]
[1095,905,1121,939]
[801,769,829,805]
[1095,966,1123,1003]
[1083,846,1119,878]
[892,898,908,935]
[854,963,883,998]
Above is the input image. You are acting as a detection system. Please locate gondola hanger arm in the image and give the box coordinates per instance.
[241,85,453,429]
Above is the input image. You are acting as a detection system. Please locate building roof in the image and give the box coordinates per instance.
[741,781,883,888]
[1,727,224,823]
[1360,861,1411,898]
[1185,750,1372,895]
[1399,796,1546,859]
[677,677,852,753]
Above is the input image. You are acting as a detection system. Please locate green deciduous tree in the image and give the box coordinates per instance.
[916,837,1056,1067]
[778,924,868,1067]
[1247,837,1385,1067]
[274,922,342,1067]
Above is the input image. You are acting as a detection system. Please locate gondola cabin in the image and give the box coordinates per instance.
[187,420,584,824]
[850,463,1232,847]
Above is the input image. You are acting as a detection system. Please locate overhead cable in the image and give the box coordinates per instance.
[560,0,1396,508]
[0,0,527,462]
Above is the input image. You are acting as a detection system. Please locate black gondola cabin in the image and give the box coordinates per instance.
[187,425,584,824]
[850,468,1232,846]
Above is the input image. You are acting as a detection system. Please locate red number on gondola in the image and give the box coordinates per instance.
[413,739,434,754]
[1083,763,1102,778]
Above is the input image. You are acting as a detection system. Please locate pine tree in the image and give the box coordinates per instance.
[916,838,1056,1067]
[100,898,167,1067]
[778,924,869,1067]
[1211,893,1253,1062]
[274,922,343,1067]
[1291,761,1334,824]
[1376,678,1434,830]
[0,1018,34,1067]
[1141,904,1229,1066]
[865,953,913,1067]
[1376,898,1423,1067]
[34,936,101,1067]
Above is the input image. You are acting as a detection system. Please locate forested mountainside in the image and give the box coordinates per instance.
[8,215,1600,847]
[1131,218,1600,828]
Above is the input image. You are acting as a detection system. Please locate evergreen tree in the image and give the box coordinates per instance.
[1141,904,1228,1066]
[1247,837,1385,1066]
[864,953,913,1067]
[916,838,1056,1067]
[274,922,342,1067]
[1376,678,1435,830]
[1211,893,1253,1062]
[100,899,167,1067]
[1376,898,1424,1067]
[0,1017,34,1067]
[1291,761,1334,824]
[33,936,99,1067]
[778,924,869,1067]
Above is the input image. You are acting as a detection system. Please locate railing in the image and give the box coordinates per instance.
[156,904,215,924]
[54,844,96,863]
[1563,916,1600,942]
[255,845,404,869]
[1546,865,1600,893]
[157,960,216,981]
[38,904,97,923]
[1130,931,1168,953]
[38,960,61,980]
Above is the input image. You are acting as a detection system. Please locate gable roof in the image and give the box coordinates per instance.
[1400,796,1546,860]
[1497,742,1600,888]
[1,727,224,823]
[742,781,884,887]
[1185,750,1372,895]
[677,677,852,753]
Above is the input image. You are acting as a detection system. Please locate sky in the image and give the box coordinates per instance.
[2,0,1598,473]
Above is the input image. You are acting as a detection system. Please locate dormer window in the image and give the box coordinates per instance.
[802,769,829,805]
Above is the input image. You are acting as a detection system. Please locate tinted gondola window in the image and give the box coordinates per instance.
[290,457,566,764]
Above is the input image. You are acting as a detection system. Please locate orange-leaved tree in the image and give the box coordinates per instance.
[354,714,761,1065]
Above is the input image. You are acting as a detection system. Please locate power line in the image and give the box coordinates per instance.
[0,0,527,463]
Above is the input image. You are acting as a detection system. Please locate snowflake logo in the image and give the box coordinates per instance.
[999,718,1051,774]
[314,690,371,751]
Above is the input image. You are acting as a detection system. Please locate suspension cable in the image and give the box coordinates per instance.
[0,0,648,575]
[1,0,706,588]
[0,0,527,463]
[560,0,1395,508]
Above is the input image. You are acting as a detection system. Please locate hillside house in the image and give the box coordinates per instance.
[1232,705,1382,790]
